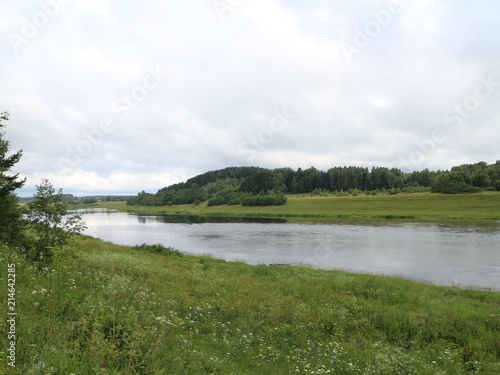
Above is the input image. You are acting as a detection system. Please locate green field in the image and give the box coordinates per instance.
[1,237,499,374]
[90,192,500,221]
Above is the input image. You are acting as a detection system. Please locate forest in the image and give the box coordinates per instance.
[127,161,500,207]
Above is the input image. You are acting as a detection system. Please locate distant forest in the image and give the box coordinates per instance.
[127,161,500,207]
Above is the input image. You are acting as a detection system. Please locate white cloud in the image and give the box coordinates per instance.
[1,0,499,196]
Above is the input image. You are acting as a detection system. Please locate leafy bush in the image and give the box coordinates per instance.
[133,243,183,257]
[494,180,500,191]
[432,173,481,194]
[242,193,287,206]
[207,196,227,206]
[227,198,242,205]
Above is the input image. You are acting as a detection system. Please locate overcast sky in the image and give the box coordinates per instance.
[2,0,499,196]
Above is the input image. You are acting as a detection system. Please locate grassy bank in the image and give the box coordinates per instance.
[1,237,500,374]
[90,192,500,221]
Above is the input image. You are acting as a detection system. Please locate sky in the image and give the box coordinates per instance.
[1,0,499,197]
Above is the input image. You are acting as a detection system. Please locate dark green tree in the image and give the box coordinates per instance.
[471,170,491,189]
[431,172,480,194]
[0,112,26,245]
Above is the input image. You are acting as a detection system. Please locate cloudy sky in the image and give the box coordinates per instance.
[1,0,499,196]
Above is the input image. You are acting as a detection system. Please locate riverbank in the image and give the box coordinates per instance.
[84,191,500,221]
[2,236,500,374]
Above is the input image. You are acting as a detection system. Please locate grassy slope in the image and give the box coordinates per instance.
[1,238,500,374]
[92,192,500,220]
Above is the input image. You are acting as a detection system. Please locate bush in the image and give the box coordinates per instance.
[227,198,242,205]
[242,193,286,206]
[311,188,323,196]
[432,173,481,194]
[207,196,227,206]
[133,243,183,257]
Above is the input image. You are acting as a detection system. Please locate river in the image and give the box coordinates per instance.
[74,209,500,290]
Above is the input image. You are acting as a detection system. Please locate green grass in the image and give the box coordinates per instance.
[1,237,500,374]
[91,191,500,221]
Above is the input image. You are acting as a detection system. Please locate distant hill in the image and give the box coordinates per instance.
[127,161,500,207]
[18,197,36,202]
[18,195,134,204]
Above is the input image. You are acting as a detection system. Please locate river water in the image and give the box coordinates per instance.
[74,209,500,290]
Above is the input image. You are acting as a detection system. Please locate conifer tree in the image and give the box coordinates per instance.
[0,112,26,244]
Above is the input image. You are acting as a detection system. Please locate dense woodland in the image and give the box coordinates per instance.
[127,161,500,207]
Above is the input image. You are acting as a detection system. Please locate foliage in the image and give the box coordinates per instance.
[0,112,25,199]
[23,179,86,264]
[0,112,26,245]
[132,243,183,257]
[0,194,25,245]
[128,161,500,207]
[432,172,481,194]
[242,191,287,206]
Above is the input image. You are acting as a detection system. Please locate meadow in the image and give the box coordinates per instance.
[93,192,500,221]
[1,236,500,374]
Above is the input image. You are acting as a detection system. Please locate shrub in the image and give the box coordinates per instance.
[227,198,242,205]
[133,243,183,257]
[242,193,286,206]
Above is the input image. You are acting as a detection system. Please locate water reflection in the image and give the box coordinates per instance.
[73,209,500,290]
[137,214,287,224]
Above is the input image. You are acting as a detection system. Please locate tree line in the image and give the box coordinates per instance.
[127,161,500,207]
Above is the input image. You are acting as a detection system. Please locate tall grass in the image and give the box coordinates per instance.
[1,237,500,374]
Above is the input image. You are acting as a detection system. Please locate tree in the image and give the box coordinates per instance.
[431,172,480,194]
[471,170,491,189]
[0,112,26,245]
[24,179,86,264]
